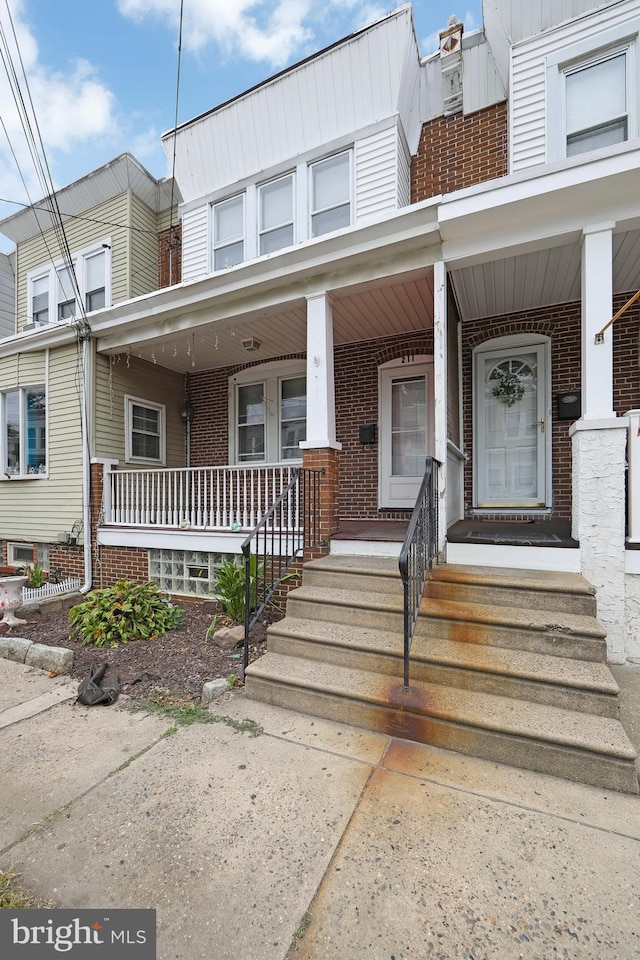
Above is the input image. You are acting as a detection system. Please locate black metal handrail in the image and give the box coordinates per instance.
[398,457,439,688]
[242,467,323,672]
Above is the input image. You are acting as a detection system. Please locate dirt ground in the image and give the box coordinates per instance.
[3,595,268,702]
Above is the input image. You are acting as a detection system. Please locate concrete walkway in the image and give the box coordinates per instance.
[1,657,639,959]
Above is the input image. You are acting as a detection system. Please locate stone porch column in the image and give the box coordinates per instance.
[571,224,627,662]
[301,293,342,558]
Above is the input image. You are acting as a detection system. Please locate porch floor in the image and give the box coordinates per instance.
[447,518,577,548]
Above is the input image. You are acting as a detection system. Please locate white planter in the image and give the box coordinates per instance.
[0,575,29,626]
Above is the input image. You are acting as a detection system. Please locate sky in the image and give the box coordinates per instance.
[0,0,483,246]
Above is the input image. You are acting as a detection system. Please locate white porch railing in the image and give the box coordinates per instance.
[104,464,299,530]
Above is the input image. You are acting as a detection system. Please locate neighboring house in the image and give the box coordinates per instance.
[1,0,639,664]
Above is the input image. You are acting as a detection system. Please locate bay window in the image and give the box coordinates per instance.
[2,386,46,478]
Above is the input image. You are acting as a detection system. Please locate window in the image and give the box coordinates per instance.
[27,240,111,326]
[7,542,35,567]
[310,152,351,237]
[125,396,165,464]
[85,250,106,311]
[2,386,46,478]
[213,195,245,269]
[280,376,307,459]
[231,362,306,463]
[259,174,294,254]
[565,51,629,156]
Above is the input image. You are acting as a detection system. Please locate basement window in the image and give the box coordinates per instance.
[7,542,35,567]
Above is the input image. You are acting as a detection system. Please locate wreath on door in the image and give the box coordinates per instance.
[491,371,525,406]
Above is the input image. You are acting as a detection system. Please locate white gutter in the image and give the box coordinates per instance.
[80,337,92,594]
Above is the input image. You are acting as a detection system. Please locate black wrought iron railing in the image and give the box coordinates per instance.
[242,467,323,672]
[398,457,440,688]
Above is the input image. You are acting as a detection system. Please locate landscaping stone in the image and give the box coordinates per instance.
[202,677,230,705]
[0,636,33,663]
[214,624,244,650]
[25,643,73,675]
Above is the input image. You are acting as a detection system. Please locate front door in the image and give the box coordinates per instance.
[379,358,434,509]
[475,341,550,508]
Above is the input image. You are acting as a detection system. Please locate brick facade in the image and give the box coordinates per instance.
[95,545,149,588]
[411,101,508,203]
[158,224,182,288]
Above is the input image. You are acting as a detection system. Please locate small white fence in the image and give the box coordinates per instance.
[104,463,299,531]
[22,577,83,603]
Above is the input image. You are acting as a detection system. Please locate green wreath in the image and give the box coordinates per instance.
[492,371,525,406]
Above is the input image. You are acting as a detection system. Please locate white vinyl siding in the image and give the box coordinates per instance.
[355,127,400,222]
[94,354,184,467]
[181,205,209,281]
[511,0,640,171]
[0,346,84,543]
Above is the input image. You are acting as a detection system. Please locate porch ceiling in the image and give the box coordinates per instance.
[100,273,435,373]
[450,227,640,323]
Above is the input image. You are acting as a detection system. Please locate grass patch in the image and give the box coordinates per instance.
[0,868,51,909]
[293,911,313,941]
[137,691,263,737]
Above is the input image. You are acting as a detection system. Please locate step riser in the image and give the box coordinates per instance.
[268,631,619,718]
[287,595,404,633]
[416,616,607,662]
[246,675,638,794]
[303,569,403,597]
[425,581,596,617]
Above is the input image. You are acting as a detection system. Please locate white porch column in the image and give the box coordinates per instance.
[433,260,448,554]
[581,223,615,419]
[572,227,627,660]
[300,293,342,451]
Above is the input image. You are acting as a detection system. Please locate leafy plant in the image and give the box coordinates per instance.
[69,579,183,647]
[26,561,46,588]
[210,555,265,624]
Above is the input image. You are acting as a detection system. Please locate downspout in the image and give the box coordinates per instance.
[80,336,93,594]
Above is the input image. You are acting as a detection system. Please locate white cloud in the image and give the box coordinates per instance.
[117,0,394,67]
[0,0,116,209]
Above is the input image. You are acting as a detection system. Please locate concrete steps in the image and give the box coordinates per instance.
[245,556,639,793]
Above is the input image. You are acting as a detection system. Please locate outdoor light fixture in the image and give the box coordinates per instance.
[180,401,194,423]
[241,337,261,352]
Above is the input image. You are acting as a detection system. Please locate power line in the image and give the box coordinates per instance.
[0,196,162,237]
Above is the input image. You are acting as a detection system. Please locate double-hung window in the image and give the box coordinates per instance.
[213,194,245,270]
[27,240,110,327]
[232,363,306,463]
[310,151,352,237]
[565,50,629,156]
[125,396,165,464]
[2,386,46,477]
[259,174,294,255]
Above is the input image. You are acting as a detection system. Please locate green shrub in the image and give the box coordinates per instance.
[26,561,46,588]
[69,579,183,647]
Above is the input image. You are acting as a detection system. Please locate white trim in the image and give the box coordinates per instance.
[26,238,112,326]
[228,358,306,464]
[446,541,582,573]
[97,526,245,554]
[7,541,35,567]
[124,395,166,465]
[0,381,48,480]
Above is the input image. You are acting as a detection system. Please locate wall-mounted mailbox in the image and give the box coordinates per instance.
[359,424,376,445]
[557,391,581,421]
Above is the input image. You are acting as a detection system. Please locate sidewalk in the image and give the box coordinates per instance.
[1,656,639,959]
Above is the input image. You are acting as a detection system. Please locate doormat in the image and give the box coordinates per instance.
[465,530,562,543]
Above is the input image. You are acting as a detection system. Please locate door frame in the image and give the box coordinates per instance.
[472,334,552,510]
[378,355,434,509]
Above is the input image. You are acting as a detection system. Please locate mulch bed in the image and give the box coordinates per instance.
[2,596,268,702]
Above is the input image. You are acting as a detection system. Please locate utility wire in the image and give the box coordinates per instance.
[0,197,161,236]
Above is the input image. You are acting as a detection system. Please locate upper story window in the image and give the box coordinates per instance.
[27,240,111,327]
[2,386,46,478]
[310,151,351,237]
[213,194,245,270]
[565,50,629,156]
[259,174,294,255]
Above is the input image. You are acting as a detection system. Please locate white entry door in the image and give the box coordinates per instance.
[475,341,550,508]
[379,359,434,509]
